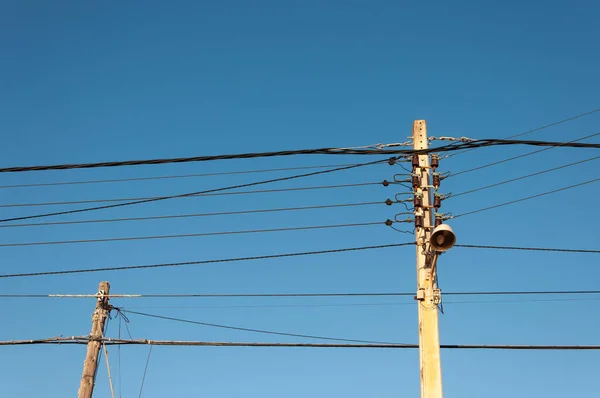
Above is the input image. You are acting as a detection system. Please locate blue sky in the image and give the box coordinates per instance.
[1,1,599,397]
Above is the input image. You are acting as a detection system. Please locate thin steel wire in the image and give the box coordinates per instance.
[0,221,384,248]
[0,201,384,229]
[453,177,600,218]
[0,243,414,278]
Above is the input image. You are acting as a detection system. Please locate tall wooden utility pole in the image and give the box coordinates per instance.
[78,281,111,398]
[412,120,443,398]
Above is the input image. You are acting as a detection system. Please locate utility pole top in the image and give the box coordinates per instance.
[413,120,428,148]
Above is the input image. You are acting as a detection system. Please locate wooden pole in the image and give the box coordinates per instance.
[412,120,443,398]
[78,281,111,398]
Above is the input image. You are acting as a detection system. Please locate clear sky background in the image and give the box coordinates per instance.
[1,1,599,397]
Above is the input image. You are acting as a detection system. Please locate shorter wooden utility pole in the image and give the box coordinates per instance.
[78,281,111,398]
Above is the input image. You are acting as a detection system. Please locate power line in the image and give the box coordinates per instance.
[105,341,600,350]
[0,293,412,298]
[119,309,397,345]
[1,241,597,279]
[0,290,600,300]
[455,244,600,254]
[0,163,363,190]
[0,242,414,278]
[432,138,600,150]
[1,239,596,279]
[452,177,600,218]
[505,108,600,140]
[449,131,600,178]
[0,159,388,223]
[3,290,599,299]
[4,144,598,213]
[101,341,116,398]
[447,107,600,158]
[2,138,599,174]
[0,146,410,173]
[2,337,599,350]
[117,315,124,398]
[440,297,600,305]
[450,155,600,198]
[0,181,387,209]
[0,221,384,248]
[138,346,152,398]
[0,201,384,229]
[449,290,600,296]
[120,297,600,310]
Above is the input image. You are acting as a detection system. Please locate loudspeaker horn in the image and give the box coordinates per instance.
[430,224,456,252]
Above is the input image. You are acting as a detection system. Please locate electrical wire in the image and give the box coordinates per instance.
[0,242,414,278]
[105,341,600,350]
[1,240,597,279]
[441,297,600,305]
[102,342,116,398]
[0,163,363,189]
[454,244,600,254]
[0,240,596,279]
[0,159,388,223]
[2,138,599,174]
[91,319,109,397]
[450,290,600,296]
[0,146,410,173]
[120,309,397,345]
[452,177,600,218]
[0,221,385,248]
[503,108,600,140]
[121,297,600,310]
[1,137,597,219]
[138,346,152,398]
[447,107,600,158]
[449,131,600,178]
[0,182,386,208]
[450,155,600,198]
[2,337,599,350]
[0,201,384,229]
[122,296,600,310]
[117,315,123,398]
[1,292,414,298]
[2,289,599,299]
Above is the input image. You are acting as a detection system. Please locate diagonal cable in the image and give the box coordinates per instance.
[0,221,385,247]
[120,309,398,345]
[453,177,600,218]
